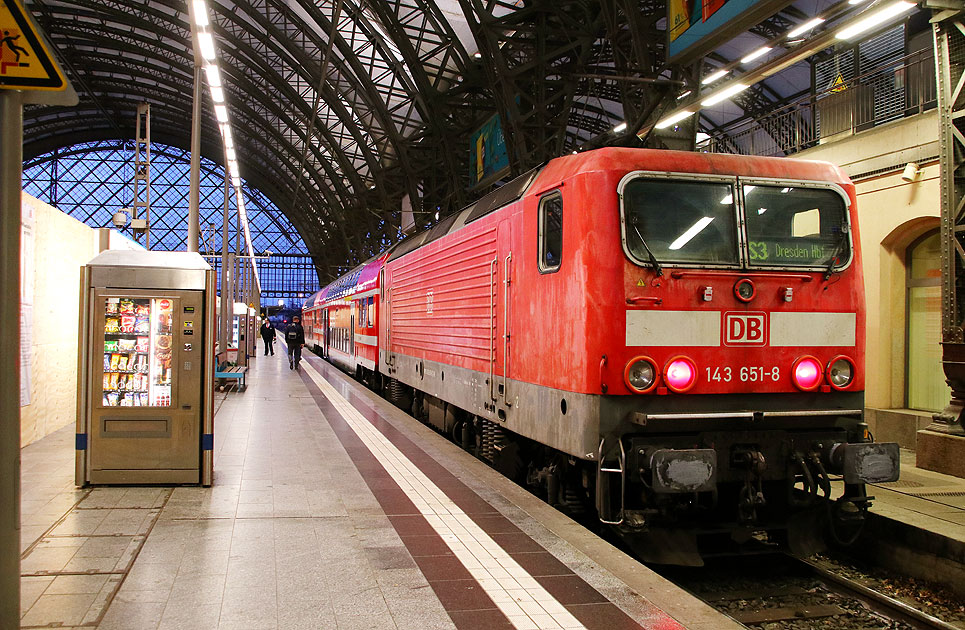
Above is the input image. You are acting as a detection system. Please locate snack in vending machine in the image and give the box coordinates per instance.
[103,374,111,390]
[117,355,128,372]
[109,373,119,390]
[135,336,149,353]
[106,298,119,314]
[107,392,119,406]
[103,395,110,406]
[104,340,119,352]
[110,353,120,371]
[118,374,127,390]
[105,318,120,333]
[138,354,148,372]
[119,298,135,314]
[139,393,148,406]
[121,394,132,407]
[135,303,149,317]
[104,354,111,372]
[119,338,136,352]
[120,315,136,333]
[135,318,150,334]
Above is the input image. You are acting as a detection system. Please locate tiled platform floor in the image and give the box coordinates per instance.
[17,349,738,630]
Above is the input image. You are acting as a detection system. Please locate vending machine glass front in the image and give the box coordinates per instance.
[102,296,175,407]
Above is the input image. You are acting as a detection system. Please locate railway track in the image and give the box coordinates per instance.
[660,553,964,630]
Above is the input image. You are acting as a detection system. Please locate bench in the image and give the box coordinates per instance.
[215,365,248,391]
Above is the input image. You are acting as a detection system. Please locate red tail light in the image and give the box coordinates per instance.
[792,356,823,391]
[664,356,697,393]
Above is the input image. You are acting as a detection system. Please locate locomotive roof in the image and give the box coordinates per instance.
[305,147,852,309]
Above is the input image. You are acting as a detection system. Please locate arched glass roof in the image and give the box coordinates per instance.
[23,140,318,306]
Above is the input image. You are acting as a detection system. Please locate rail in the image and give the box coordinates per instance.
[699,52,936,158]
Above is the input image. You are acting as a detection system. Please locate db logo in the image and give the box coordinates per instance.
[724,312,767,346]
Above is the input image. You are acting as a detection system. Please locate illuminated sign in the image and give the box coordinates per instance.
[668,0,793,65]
[469,113,510,189]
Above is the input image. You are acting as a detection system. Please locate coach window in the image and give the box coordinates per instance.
[367,297,374,328]
[539,191,563,273]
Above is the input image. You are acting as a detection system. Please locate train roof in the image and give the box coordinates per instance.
[307,147,852,308]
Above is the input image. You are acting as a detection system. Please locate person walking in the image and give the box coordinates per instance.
[285,315,305,370]
[259,318,276,356]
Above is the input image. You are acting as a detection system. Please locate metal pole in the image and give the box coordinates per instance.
[187,65,202,252]
[0,89,23,630]
[218,174,230,363]
[235,198,246,367]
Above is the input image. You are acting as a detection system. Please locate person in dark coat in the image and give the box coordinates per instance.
[259,318,276,356]
[285,315,305,370]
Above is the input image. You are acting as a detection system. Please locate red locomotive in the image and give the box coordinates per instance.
[303,147,899,564]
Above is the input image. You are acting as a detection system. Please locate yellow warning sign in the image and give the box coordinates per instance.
[829,73,847,93]
[0,0,67,90]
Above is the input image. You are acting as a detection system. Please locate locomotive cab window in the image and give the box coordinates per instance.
[621,178,739,266]
[743,185,850,269]
[539,192,563,273]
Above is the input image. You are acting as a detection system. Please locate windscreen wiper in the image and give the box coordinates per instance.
[631,223,663,277]
[823,228,849,280]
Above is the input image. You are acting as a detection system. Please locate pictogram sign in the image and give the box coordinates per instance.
[829,73,847,93]
[0,0,67,90]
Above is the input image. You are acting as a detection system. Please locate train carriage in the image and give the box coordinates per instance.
[305,147,899,565]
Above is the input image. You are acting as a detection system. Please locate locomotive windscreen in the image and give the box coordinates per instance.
[743,184,851,269]
[622,178,739,265]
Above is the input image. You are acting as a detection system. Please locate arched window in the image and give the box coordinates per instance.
[22,141,318,308]
[906,230,948,411]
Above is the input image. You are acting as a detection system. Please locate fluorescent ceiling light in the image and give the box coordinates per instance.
[654,109,695,130]
[613,121,628,133]
[669,217,714,250]
[204,64,221,87]
[701,83,748,107]
[232,176,241,187]
[198,32,216,60]
[210,86,224,103]
[214,104,228,122]
[741,46,771,64]
[226,148,236,161]
[222,126,233,147]
[702,69,728,85]
[677,90,692,100]
[193,0,209,26]
[787,17,825,38]
[848,0,869,4]
[836,1,915,40]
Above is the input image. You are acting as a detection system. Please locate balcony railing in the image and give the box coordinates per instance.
[699,51,937,157]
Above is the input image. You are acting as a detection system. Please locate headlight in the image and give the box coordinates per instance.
[827,356,855,389]
[792,355,823,391]
[664,356,697,393]
[624,357,657,393]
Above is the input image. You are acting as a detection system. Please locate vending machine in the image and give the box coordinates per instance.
[75,250,216,485]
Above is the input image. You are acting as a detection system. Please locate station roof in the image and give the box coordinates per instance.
[22,0,923,280]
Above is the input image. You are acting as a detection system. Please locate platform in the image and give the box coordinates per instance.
[17,349,741,630]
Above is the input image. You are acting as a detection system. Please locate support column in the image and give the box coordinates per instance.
[218,175,230,364]
[0,89,23,630]
[931,16,965,436]
[187,64,202,253]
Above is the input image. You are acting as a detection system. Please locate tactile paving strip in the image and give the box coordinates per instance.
[300,358,673,630]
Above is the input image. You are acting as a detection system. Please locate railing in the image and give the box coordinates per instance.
[699,52,937,157]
